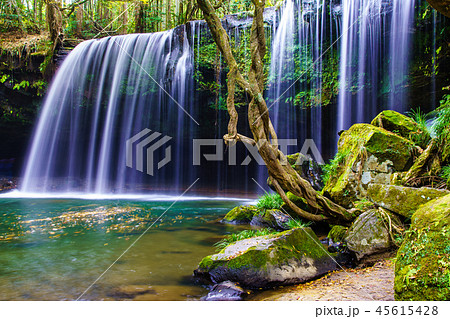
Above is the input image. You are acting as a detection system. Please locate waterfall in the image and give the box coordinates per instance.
[21,29,197,194]
[267,0,340,159]
[337,0,416,132]
[19,0,424,195]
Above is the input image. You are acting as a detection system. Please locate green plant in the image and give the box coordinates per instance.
[321,149,352,186]
[284,218,311,230]
[431,95,450,141]
[441,165,450,186]
[213,228,275,250]
[256,193,284,210]
[408,108,432,146]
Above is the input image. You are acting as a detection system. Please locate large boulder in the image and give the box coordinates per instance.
[323,123,416,207]
[194,228,337,288]
[222,205,259,224]
[371,110,429,148]
[395,193,450,300]
[345,208,403,260]
[367,184,449,218]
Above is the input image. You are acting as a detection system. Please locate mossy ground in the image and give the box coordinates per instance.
[394,194,450,300]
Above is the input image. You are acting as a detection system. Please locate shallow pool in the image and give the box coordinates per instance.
[0,197,251,300]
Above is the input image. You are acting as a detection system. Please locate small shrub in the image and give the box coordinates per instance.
[284,218,311,230]
[256,193,284,210]
[407,108,432,146]
[213,228,275,250]
[321,149,351,186]
[441,165,450,187]
[431,94,450,141]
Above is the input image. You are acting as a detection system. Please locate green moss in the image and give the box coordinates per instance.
[367,184,449,218]
[328,225,348,243]
[395,194,450,300]
[371,110,430,148]
[198,228,333,272]
[222,205,259,223]
[198,255,215,270]
[323,123,415,207]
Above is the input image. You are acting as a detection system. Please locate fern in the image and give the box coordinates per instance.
[256,193,284,210]
[213,228,276,250]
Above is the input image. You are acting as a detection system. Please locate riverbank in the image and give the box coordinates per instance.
[250,258,395,301]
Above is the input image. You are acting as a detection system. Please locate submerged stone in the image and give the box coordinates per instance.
[345,208,402,260]
[367,184,449,218]
[395,193,450,301]
[194,228,337,289]
[204,281,247,301]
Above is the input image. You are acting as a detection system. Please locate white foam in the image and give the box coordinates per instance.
[0,190,255,202]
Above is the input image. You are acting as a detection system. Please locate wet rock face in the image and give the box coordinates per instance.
[367,184,449,218]
[323,123,416,208]
[395,193,450,301]
[194,228,337,289]
[345,208,402,260]
[204,281,247,301]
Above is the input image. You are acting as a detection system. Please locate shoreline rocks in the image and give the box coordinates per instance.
[194,228,338,289]
[367,184,449,218]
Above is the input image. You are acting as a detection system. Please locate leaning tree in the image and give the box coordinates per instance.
[196,0,353,225]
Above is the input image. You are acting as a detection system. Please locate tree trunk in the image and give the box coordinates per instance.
[196,0,353,225]
[45,0,63,45]
[76,5,83,37]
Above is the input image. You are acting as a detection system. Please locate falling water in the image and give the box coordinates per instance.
[19,0,426,195]
[21,28,197,194]
[337,0,416,131]
[267,0,339,156]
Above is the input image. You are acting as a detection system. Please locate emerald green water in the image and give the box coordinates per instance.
[0,197,250,300]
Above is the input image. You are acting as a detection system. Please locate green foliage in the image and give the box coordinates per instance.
[13,80,29,91]
[256,193,284,210]
[213,228,276,250]
[284,218,311,230]
[321,149,352,186]
[431,95,450,141]
[407,108,432,147]
[441,165,450,186]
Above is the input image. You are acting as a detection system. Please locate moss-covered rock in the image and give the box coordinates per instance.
[222,205,259,224]
[327,225,348,243]
[394,194,450,300]
[371,110,430,148]
[194,228,337,288]
[345,208,402,260]
[250,209,291,231]
[367,184,449,218]
[323,123,415,207]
